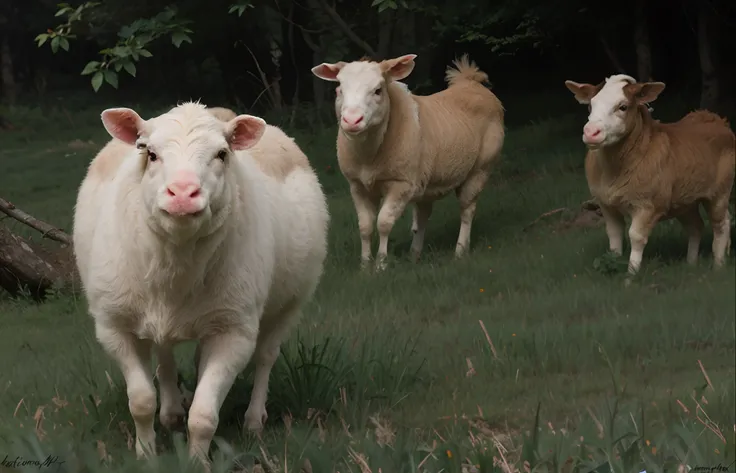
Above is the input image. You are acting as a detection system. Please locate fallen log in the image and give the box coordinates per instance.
[0,226,76,299]
[0,197,77,299]
[0,197,72,245]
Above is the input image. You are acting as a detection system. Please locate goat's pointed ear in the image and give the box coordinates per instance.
[626,81,666,104]
[101,108,146,145]
[226,114,267,150]
[564,80,602,105]
[311,62,346,82]
[380,54,417,81]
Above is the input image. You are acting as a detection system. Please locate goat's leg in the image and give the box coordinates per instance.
[706,196,732,268]
[598,203,626,256]
[96,324,156,458]
[627,208,661,275]
[675,205,704,265]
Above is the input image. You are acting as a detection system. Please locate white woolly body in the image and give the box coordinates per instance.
[73,129,328,348]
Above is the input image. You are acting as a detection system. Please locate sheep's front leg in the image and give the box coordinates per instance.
[188,325,258,465]
[375,182,413,271]
[156,344,186,430]
[96,324,156,458]
[243,310,296,432]
[628,208,661,275]
[349,181,380,270]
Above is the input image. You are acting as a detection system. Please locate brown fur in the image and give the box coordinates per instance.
[207,107,237,122]
[576,80,735,271]
[248,125,312,182]
[85,138,130,181]
[336,54,505,266]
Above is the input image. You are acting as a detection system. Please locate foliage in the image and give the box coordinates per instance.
[36,2,194,91]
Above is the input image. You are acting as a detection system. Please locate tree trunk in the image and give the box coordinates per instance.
[696,1,720,111]
[1,33,16,105]
[634,0,652,81]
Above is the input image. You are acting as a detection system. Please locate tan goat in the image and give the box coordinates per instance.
[311,54,505,270]
[565,74,735,274]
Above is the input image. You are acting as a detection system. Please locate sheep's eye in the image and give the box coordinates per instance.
[147,151,158,162]
[374,87,382,95]
[618,104,628,112]
[216,149,228,161]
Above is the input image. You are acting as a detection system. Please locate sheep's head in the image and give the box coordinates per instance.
[311,54,417,136]
[565,74,665,149]
[100,102,266,235]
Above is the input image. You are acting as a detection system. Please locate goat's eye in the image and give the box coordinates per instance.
[147,151,158,162]
[375,87,382,95]
[216,149,228,161]
[618,104,628,112]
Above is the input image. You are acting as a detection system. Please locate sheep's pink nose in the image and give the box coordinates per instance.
[166,182,201,199]
[583,123,602,142]
[164,170,203,215]
[342,114,364,126]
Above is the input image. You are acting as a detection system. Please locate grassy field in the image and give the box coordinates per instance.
[0,100,734,473]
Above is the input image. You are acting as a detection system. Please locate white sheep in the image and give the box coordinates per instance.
[311,54,505,270]
[72,101,329,465]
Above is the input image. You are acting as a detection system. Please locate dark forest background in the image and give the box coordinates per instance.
[0,0,735,127]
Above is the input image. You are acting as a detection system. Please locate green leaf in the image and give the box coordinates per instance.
[171,32,191,47]
[103,70,119,89]
[55,7,71,17]
[138,48,153,57]
[50,36,60,54]
[81,61,100,75]
[114,62,123,72]
[91,71,104,92]
[35,34,49,47]
[59,37,70,51]
[123,61,136,77]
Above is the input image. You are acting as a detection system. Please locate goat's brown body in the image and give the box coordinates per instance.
[587,107,735,269]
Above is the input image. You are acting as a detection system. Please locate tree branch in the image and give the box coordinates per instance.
[314,0,376,57]
[0,197,72,245]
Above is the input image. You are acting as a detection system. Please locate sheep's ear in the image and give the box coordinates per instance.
[380,54,417,81]
[311,62,346,82]
[624,81,666,104]
[564,80,602,105]
[101,108,146,145]
[226,114,266,150]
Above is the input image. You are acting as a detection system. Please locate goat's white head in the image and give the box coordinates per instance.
[565,75,665,149]
[100,102,266,235]
[311,54,417,136]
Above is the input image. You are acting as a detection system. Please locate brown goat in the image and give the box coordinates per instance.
[565,74,735,274]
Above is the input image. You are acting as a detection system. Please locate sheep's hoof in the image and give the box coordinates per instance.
[374,256,388,272]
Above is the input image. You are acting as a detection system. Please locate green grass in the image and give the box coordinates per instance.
[0,101,734,473]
